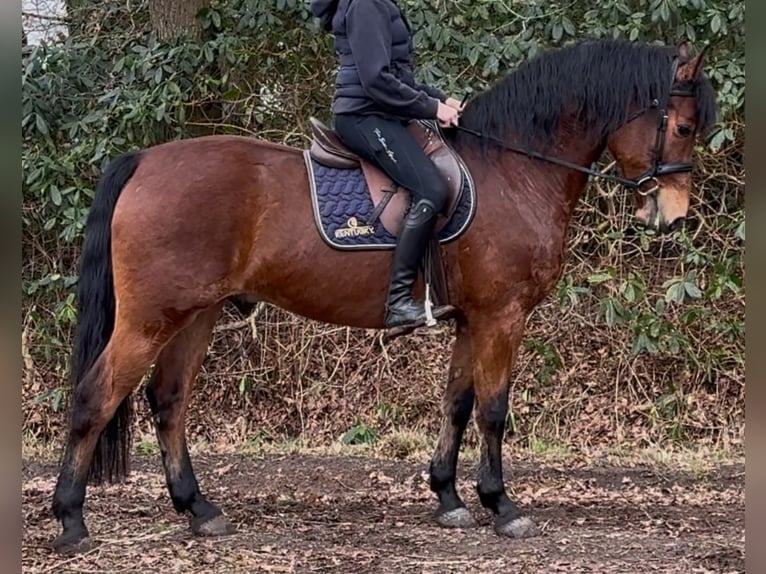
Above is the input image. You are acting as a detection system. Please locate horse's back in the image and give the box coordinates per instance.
[115,133,305,215]
[142,133,302,156]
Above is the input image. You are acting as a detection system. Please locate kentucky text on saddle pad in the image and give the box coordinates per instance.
[304,118,476,250]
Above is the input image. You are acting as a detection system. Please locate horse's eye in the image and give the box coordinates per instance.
[675,124,694,138]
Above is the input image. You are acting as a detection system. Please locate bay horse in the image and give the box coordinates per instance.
[51,39,716,553]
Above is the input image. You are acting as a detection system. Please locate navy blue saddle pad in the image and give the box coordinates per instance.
[303,153,476,251]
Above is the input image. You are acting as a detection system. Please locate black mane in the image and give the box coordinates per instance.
[455,39,718,149]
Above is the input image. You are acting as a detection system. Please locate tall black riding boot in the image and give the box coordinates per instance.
[385,199,456,333]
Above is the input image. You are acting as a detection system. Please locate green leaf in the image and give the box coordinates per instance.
[552,23,563,41]
[711,14,721,33]
[35,114,48,135]
[341,424,378,445]
[562,17,575,36]
[155,103,166,121]
[588,272,613,284]
[632,332,659,355]
[50,185,62,206]
[621,282,636,303]
[684,282,703,299]
[735,220,745,241]
[222,89,241,101]
[468,46,479,66]
[665,281,686,304]
[708,129,727,151]
[632,333,648,354]
[659,2,670,22]
[681,309,699,325]
[602,297,625,327]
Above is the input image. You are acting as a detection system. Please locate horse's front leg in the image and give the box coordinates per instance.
[428,318,477,528]
[472,312,541,538]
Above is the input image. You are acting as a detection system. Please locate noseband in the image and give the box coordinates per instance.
[454,57,697,194]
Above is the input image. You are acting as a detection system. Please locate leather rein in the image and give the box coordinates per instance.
[453,58,697,195]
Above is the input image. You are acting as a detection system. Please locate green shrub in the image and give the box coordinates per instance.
[22,0,744,449]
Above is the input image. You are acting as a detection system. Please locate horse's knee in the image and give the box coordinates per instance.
[449,387,475,428]
[476,391,508,437]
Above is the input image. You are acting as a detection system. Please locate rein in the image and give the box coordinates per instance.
[453,124,646,189]
[454,58,697,195]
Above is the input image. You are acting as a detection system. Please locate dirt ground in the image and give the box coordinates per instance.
[23,451,744,573]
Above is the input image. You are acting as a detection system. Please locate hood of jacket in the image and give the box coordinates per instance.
[310,0,340,31]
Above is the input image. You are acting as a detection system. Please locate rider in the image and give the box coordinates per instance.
[310,0,464,335]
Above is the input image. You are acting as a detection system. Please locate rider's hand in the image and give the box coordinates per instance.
[437,101,460,127]
[445,97,465,112]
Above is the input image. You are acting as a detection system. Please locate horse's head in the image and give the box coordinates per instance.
[606,43,711,234]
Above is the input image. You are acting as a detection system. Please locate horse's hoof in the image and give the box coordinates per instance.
[495,515,541,538]
[52,532,92,555]
[434,507,478,529]
[191,514,236,537]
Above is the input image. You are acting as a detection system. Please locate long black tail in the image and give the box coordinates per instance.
[68,150,142,484]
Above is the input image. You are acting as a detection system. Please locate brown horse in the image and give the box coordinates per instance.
[51,39,716,553]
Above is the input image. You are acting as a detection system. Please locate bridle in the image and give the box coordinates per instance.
[453,57,697,196]
[623,57,696,195]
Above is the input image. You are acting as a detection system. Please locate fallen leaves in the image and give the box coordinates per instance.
[22,453,744,573]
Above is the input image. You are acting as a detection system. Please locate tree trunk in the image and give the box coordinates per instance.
[149,0,208,40]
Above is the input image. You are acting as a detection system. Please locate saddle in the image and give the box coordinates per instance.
[308,117,466,236]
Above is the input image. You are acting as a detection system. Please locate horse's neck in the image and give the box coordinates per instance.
[499,120,605,218]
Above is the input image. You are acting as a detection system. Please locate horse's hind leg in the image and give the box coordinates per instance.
[472,313,540,538]
[429,319,477,528]
[52,319,172,554]
[144,302,234,536]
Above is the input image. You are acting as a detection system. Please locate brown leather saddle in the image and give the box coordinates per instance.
[307,117,468,237]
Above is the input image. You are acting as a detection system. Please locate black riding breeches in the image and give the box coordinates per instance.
[333,114,449,213]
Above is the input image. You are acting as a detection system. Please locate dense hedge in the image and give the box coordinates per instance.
[22,0,744,451]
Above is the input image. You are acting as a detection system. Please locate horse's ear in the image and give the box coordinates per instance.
[688,44,709,79]
[675,43,708,81]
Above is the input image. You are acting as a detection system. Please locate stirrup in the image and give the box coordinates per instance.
[383,304,457,341]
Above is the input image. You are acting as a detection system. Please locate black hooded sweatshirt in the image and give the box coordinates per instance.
[310,0,447,120]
